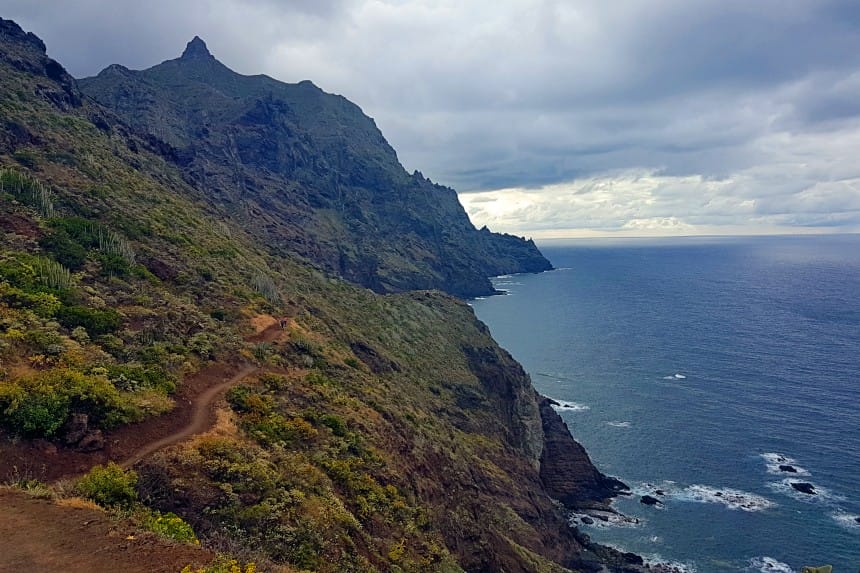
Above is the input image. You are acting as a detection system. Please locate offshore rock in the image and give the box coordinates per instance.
[791,482,816,495]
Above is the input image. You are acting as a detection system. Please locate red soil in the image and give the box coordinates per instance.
[0,488,212,573]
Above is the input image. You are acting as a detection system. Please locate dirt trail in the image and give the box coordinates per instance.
[120,363,257,468]
[0,321,287,481]
[0,488,212,573]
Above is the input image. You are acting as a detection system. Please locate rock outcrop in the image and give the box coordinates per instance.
[539,397,629,508]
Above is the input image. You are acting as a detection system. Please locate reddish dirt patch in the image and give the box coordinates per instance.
[0,488,212,573]
[0,211,40,239]
[250,313,278,333]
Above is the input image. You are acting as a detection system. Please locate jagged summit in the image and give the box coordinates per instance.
[180,36,212,59]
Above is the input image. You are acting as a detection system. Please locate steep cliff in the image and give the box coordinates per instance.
[78,37,551,298]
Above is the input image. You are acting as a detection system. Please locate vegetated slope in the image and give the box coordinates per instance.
[78,37,551,298]
[0,18,641,573]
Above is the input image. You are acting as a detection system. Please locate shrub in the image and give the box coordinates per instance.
[181,556,256,573]
[76,462,138,507]
[0,368,129,437]
[258,372,289,391]
[2,390,69,437]
[0,285,62,318]
[57,305,122,336]
[144,511,199,544]
[38,230,87,270]
[320,413,348,437]
[105,364,175,394]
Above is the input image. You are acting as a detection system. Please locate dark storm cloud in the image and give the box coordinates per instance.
[2,0,859,235]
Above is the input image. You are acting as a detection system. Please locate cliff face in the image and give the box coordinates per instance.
[78,37,551,298]
[0,18,634,572]
[539,399,629,507]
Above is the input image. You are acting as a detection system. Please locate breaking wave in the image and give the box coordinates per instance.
[760,453,810,476]
[550,400,590,412]
[747,556,793,573]
[831,511,860,530]
[635,482,775,512]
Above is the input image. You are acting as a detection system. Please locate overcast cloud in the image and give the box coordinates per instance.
[3,0,860,236]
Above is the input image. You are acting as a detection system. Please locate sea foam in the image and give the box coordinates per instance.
[831,511,860,530]
[635,482,775,512]
[607,420,632,428]
[748,556,793,573]
[767,478,842,503]
[550,400,590,412]
[760,452,810,476]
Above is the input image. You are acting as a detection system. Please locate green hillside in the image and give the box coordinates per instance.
[0,17,641,573]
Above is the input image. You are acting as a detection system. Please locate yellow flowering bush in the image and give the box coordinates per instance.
[180,555,256,573]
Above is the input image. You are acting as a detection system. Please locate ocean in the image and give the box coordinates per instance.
[469,235,860,573]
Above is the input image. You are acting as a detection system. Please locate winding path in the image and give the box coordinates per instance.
[0,320,286,481]
[119,363,257,468]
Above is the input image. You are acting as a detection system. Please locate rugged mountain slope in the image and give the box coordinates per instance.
[0,18,640,573]
[78,37,551,298]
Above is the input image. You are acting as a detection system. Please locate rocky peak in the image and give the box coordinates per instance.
[181,36,212,60]
[0,17,46,53]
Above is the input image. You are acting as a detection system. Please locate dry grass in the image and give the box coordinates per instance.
[55,496,103,511]
[250,314,277,333]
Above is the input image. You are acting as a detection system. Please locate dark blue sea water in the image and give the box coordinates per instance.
[470,235,860,573]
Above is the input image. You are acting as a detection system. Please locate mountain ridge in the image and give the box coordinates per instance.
[78,36,552,298]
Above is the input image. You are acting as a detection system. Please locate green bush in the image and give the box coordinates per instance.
[0,368,129,438]
[57,305,122,336]
[76,462,138,507]
[144,511,199,544]
[38,230,87,270]
[97,252,130,276]
[2,390,69,437]
[48,216,101,249]
[320,413,348,437]
[105,364,175,394]
[0,284,62,317]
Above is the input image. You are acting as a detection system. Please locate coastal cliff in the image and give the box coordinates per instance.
[0,17,639,572]
[78,37,551,298]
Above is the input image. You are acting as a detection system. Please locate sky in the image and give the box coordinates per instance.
[3,0,860,238]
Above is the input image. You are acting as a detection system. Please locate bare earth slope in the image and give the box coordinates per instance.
[0,488,211,573]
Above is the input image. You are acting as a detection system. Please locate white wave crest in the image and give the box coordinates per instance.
[607,420,632,428]
[550,400,590,412]
[760,452,810,476]
[634,482,775,512]
[831,511,860,530]
[640,554,697,573]
[767,478,843,503]
[662,373,686,380]
[748,556,793,573]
